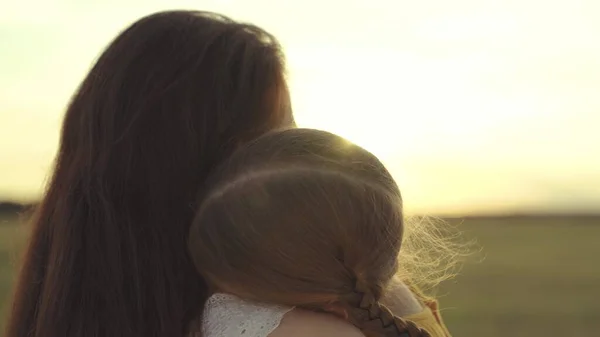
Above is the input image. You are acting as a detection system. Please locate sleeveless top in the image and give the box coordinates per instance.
[191,293,451,337]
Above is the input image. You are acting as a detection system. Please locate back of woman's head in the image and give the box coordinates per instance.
[7,10,291,337]
[189,128,432,337]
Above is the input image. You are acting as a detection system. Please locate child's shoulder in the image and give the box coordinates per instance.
[195,293,364,337]
[270,309,364,337]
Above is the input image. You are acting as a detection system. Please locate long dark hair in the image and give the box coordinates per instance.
[6,10,292,337]
[188,128,432,337]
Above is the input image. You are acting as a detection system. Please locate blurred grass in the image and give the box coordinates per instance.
[0,216,28,337]
[438,216,600,336]
[1,215,599,336]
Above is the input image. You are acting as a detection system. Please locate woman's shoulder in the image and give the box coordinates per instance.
[270,309,364,337]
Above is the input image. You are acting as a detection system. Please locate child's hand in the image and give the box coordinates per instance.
[381,279,424,317]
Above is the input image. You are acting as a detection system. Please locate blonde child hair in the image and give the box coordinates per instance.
[189,128,462,337]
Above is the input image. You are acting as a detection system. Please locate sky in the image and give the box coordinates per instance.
[0,0,599,215]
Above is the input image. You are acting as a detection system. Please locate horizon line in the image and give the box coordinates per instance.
[1,200,599,220]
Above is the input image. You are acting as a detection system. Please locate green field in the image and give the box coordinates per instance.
[0,216,28,337]
[1,215,599,336]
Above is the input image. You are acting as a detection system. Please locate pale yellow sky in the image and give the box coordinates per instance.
[0,0,599,215]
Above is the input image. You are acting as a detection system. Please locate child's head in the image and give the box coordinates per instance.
[188,128,430,336]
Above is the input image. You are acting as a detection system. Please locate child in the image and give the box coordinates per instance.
[188,128,456,337]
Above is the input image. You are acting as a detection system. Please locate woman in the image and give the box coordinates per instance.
[6,10,292,337]
[187,128,455,337]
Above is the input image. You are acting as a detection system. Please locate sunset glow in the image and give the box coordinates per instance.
[1,0,599,215]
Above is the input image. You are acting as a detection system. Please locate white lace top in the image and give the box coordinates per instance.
[189,293,294,337]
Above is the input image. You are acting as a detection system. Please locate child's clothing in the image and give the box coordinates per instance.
[191,293,451,337]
